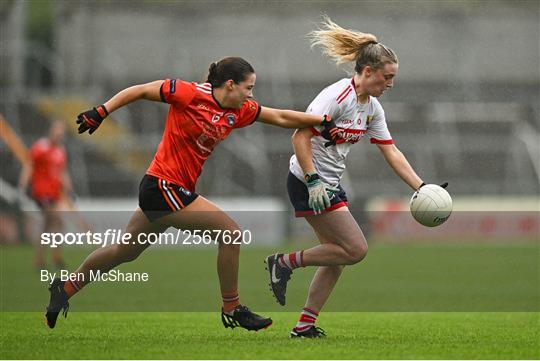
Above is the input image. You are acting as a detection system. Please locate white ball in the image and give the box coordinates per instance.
[410,184,452,227]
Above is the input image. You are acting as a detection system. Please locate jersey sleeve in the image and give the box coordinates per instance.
[308,91,342,135]
[234,99,261,128]
[367,101,393,145]
[160,79,196,109]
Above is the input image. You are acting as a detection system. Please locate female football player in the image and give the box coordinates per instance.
[19,120,71,270]
[45,57,339,331]
[266,18,447,338]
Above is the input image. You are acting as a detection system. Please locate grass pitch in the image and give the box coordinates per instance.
[1,312,537,359]
[1,242,538,359]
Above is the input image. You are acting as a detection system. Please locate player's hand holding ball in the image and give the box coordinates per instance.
[410,182,452,227]
[76,105,109,134]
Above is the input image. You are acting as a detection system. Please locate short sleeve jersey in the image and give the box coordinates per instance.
[289,78,393,187]
[30,138,67,199]
[146,79,261,190]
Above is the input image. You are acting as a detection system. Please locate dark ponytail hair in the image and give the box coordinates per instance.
[206,57,255,87]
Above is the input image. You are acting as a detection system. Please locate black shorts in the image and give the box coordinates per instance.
[287,172,348,217]
[139,174,199,222]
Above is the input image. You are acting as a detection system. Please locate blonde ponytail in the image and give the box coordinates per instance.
[308,16,398,72]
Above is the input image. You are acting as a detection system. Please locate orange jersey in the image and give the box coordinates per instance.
[146,79,261,190]
[30,138,66,199]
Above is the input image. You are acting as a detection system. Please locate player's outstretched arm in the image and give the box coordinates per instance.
[76,80,163,135]
[257,107,323,128]
[258,106,339,138]
[377,143,424,190]
[103,80,163,113]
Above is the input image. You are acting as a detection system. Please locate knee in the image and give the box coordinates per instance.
[344,242,368,265]
[218,239,241,254]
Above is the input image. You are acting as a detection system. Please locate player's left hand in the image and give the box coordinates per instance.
[320,115,341,147]
[76,105,109,134]
[306,172,339,214]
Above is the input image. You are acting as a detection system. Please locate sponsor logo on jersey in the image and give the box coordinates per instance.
[211,114,221,123]
[226,113,236,126]
[341,119,354,125]
[197,103,212,111]
[339,128,367,144]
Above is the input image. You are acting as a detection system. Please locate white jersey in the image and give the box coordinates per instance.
[289,78,393,187]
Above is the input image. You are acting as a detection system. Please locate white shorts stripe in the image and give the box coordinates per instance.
[161,180,180,210]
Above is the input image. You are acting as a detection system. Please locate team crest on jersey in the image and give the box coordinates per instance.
[178,186,192,196]
[211,114,221,123]
[366,115,374,125]
[226,114,236,126]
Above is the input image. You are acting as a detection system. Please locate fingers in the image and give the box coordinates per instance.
[76,110,102,135]
[322,192,331,209]
[326,186,339,194]
[309,192,323,214]
[76,114,88,133]
[76,120,97,134]
[78,120,90,134]
[324,140,336,148]
[317,195,327,214]
[418,182,448,189]
[314,194,323,215]
[308,196,320,215]
[309,189,333,215]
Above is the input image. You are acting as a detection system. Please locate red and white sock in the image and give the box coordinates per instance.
[294,307,319,332]
[222,291,240,314]
[63,278,83,298]
[278,250,304,270]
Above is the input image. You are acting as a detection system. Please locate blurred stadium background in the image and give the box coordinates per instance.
[0,5,538,360]
[0,0,538,243]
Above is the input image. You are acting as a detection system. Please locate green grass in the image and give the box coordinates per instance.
[1,243,538,311]
[1,312,538,359]
[1,243,539,359]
